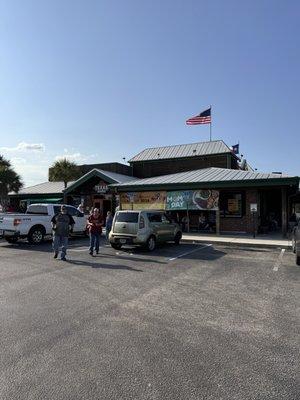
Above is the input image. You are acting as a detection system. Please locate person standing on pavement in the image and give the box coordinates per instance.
[51,205,75,261]
[105,211,113,240]
[87,208,103,256]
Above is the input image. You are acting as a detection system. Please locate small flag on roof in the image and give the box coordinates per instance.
[186,107,211,125]
[231,144,239,154]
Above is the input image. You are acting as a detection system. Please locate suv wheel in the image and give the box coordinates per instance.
[174,232,182,245]
[146,235,156,251]
[296,255,300,266]
[111,243,122,250]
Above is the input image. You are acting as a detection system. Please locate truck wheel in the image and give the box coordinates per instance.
[28,226,45,244]
[111,243,122,250]
[174,232,182,245]
[146,235,156,251]
[5,237,18,244]
[297,255,300,266]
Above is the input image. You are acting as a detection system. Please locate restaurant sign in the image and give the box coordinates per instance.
[166,190,219,211]
[94,181,108,193]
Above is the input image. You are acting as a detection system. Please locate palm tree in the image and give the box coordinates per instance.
[49,159,81,202]
[0,155,23,205]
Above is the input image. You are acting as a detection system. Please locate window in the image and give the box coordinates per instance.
[147,213,163,223]
[161,214,171,223]
[53,206,61,215]
[115,212,139,223]
[26,205,48,215]
[220,192,244,218]
[66,206,79,217]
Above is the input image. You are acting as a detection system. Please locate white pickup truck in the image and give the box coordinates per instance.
[0,204,87,244]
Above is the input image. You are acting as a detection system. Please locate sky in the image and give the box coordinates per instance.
[0,0,299,186]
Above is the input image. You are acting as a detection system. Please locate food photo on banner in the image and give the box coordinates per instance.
[120,191,167,210]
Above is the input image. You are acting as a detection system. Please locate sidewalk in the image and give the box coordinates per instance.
[182,232,292,249]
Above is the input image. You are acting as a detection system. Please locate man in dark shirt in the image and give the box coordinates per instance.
[51,205,75,261]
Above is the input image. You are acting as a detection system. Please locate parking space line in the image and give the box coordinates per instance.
[273,248,285,271]
[168,244,212,261]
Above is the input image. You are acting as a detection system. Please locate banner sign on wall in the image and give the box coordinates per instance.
[166,189,219,211]
[120,190,219,211]
[120,191,167,210]
[166,191,191,210]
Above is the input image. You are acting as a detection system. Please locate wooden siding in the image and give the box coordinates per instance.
[132,154,234,178]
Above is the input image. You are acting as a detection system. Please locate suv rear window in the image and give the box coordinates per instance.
[115,212,139,223]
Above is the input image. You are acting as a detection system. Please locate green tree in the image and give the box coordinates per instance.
[49,159,81,202]
[0,155,23,204]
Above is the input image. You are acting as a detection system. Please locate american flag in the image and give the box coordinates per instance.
[186,108,211,125]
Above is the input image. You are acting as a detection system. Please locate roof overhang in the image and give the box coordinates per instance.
[64,169,117,194]
[9,192,63,198]
[111,177,299,192]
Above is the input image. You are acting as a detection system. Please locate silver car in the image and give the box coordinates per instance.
[292,219,300,266]
[109,210,182,251]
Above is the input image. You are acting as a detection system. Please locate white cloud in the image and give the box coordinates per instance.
[0,142,45,153]
[9,157,50,187]
[1,146,100,186]
[55,152,86,163]
[10,157,27,165]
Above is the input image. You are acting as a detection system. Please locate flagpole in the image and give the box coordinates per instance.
[210,105,212,141]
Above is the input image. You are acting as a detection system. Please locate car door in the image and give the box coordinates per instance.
[147,212,165,242]
[161,213,176,241]
[66,206,86,233]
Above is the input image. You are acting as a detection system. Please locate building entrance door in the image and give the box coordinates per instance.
[92,197,111,218]
[259,189,282,233]
[102,200,111,218]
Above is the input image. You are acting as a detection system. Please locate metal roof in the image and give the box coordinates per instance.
[9,181,74,196]
[64,168,138,194]
[112,167,299,190]
[94,169,137,183]
[129,140,233,162]
[10,169,138,197]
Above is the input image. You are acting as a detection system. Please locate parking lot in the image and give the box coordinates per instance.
[0,238,299,400]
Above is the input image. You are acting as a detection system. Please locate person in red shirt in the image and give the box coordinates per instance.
[87,208,103,256]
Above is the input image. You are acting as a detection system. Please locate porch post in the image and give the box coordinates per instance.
[216,209,220,236]
[281,187,287,237]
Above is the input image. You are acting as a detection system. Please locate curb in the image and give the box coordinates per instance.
[181,238,292,250]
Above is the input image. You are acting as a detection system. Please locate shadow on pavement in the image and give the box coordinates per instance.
[99,252,166,264]
[115,243,226,262]
[65,259,143,272]
[0,242,53,252]
[0,237,90,252]
[179,246,227,262]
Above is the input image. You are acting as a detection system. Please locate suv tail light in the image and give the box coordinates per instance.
[139,216,145,229]
[13,218,22,226]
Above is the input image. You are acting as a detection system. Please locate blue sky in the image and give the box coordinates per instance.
[0,0,299,186]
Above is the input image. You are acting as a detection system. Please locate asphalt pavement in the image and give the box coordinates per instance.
[0,237,299,400]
